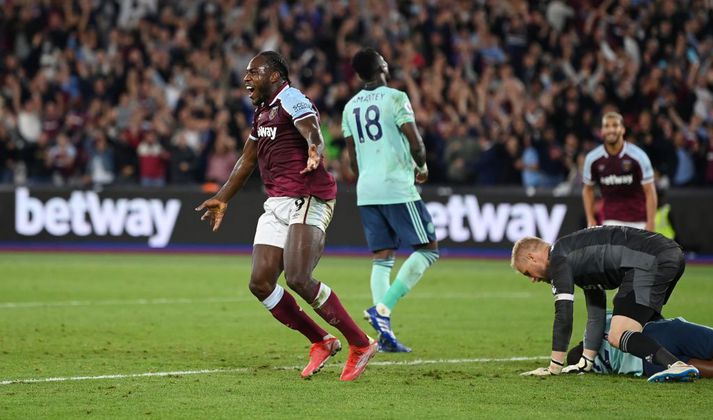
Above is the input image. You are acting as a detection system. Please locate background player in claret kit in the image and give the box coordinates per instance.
[342,48,439,352]
[582,112,657,230]
[196,51,377,381]
[511,226,699,383]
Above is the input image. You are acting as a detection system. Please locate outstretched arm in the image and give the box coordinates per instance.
[195,139,258,231]
[523,259,574,376]
[295,115,325,174]
[562,290,605,373]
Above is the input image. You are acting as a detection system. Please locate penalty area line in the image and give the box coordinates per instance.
[0,356,548,386]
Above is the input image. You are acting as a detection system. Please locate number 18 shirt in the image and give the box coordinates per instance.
[342,86,421,206]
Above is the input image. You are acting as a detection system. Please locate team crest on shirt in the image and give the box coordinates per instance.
[268,107,278,121]
[598,164,606,172]
[621,159,632,171]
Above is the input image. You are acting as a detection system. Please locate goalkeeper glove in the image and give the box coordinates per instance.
[562,355,594,374]
[521,359,563,376]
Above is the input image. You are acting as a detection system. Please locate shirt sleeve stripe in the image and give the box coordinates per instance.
[293,112,317,124]
[249,135,257,141]
[554,293,575,302]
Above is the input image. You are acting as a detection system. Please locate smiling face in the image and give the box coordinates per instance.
[601,114,625,147]
[244,55,279,106]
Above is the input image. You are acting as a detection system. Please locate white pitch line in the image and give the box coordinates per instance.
[0,292,532,310]
[0,297,251,309]
[369,356,548,366]
[0,356,548,386]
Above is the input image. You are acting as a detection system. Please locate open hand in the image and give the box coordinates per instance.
[195,198,228,232]
[300,144,322,174]
[521,367,555,377]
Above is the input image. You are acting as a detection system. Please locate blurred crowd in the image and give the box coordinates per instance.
[0,0,712,190]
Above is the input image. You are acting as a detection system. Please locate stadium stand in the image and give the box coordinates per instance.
[0,0,711,189]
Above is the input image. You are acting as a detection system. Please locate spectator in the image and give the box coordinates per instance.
[0,125,17,183]
[136,130,168,187]
[536,127,567,188]
[520,135,541,190]
[46,132,77,186]
[204,132,239,184]
[169,133,198,184]
[26,133,52,185]
[84,131,115,187]
[672,132,696,187]
[0,0,709,188]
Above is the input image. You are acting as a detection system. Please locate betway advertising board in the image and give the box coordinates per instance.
[1,186,710,252]
[0,186,578,250]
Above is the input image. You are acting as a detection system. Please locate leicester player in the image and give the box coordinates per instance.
[196,51,377,381]
[583,112,657,230]
[566,311,713,379]
[511,226,700,382]
[342,48,439,352]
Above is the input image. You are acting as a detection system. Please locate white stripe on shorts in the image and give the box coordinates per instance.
[406,201,428,243]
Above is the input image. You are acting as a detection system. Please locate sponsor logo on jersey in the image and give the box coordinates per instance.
[14,188,180,247]
[257,126,277,140]
[600,174,634,185]
[292,102,312,114]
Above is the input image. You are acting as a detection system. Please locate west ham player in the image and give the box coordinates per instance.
[511,226,700,382]
[583,112,657,231]
[342,48,439,352]
[195,51,377,381]
[566,311,713,379]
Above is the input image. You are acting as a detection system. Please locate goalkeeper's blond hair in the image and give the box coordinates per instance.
[510,236,550,270]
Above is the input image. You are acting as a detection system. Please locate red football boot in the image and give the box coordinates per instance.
[339,337,378,381]
[301,337,342,378]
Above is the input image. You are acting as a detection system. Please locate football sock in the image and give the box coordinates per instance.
[311,283,370,347]
[619,330,680,367]
[370,257,394,305]
[262,285,328,343]
[381,249,439,310]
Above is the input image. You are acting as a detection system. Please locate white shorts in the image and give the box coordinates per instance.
[253,196,335,248]
[603,220,646,230]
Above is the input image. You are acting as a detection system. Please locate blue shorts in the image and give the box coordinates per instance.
[358,200,436,252]
[642,318,713,375]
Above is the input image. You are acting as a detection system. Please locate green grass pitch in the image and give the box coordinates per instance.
[1,253,712,418]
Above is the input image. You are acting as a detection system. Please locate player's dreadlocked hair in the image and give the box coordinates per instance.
[351,48,382,80]
[257,51,291,84]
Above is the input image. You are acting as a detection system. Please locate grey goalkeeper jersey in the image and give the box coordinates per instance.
[546,226,681,352]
